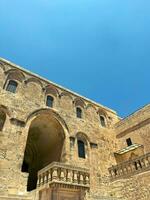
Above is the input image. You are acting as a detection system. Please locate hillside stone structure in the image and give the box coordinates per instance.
[0,58,149,200]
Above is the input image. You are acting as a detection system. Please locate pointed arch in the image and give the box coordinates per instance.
[59,91,73,100]
[97,108,108,117]
[5,69,25,82]
[26,108,69,134]
[22,108,69,191]
[97,109,108,127]
[45,85,59,97]
[86,103,97,111]
[25,77,43,88]
[76,132,90,159]
[73,97,86,108]
[75,132,90,144]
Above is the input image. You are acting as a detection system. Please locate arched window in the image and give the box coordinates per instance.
[46,95,54,107]
[100,115,106,127]
[0,110,6,131]
[6,80,18,93]
[76,107,82,118]
[77,140,85,158]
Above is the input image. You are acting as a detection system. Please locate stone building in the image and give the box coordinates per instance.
[0,58,149,200]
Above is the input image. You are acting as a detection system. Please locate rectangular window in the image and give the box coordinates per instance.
[126,138,132,146]
[46,96,54,107]
[90,143,98,148]
[76,107,82,118]
[6,80,18,93]
[78,140,85,158]
[100,116,106,127]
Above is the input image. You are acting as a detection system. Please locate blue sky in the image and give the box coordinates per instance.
[0,0,150,117]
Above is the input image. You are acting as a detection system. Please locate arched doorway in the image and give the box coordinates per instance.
[22,113,65,192]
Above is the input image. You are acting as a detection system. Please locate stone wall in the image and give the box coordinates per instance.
[115,104,150,154]
[109,171,150,200]
[86,170,150,200]
[0,58,120,199]
[0,58,150,200]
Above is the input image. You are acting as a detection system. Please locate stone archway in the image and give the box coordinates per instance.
[22,112,66,192]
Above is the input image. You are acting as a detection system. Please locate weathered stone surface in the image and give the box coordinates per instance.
[0,58,149,200]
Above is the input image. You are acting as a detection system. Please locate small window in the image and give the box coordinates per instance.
[90,143,98,149]
[6,80,18,93]
[0,111,6,131]
[100,115,106,127]
[77,140,85,158]
[126,138,132,146]
[46,96,54,107]
[76,107,82,118]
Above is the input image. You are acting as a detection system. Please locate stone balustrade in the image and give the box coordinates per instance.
[37,162,90,188]
[109,152,150,180]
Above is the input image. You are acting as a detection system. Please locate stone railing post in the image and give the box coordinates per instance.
[52,167,58,181]
[79,173,84,185]
[60,169,65,181]
[85,174,90,185]
[67,170,72,182]
[108,152,150,180]
[73,171,78,183]
[48,170,51,182]
[37,162,90,189]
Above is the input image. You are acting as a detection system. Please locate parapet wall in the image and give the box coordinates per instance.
[115,104,150,136]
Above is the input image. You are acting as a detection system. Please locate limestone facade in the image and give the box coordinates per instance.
[0,58,149,200]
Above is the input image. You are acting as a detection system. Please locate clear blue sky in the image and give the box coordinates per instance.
[0,0,150,117]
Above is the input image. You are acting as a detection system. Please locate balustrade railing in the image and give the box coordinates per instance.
[37,162,90,188]
[109,152,150,180]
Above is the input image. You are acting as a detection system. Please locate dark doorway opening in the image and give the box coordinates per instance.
[21,114,65,191]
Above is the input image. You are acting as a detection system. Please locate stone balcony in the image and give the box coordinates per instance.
[108,152,150,180]
[37,162,90,189]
